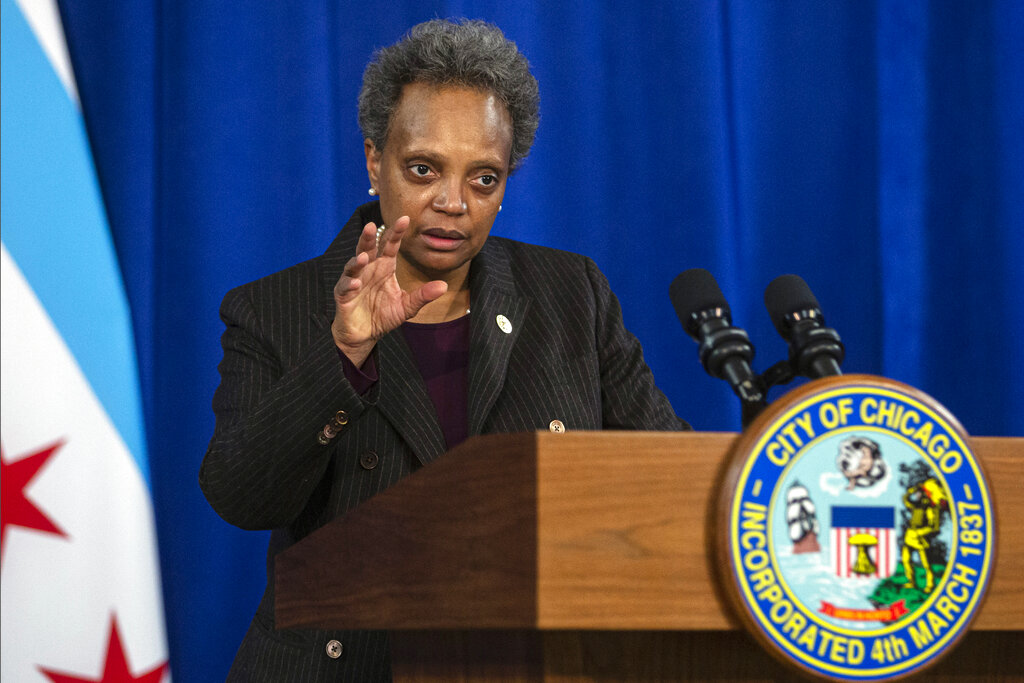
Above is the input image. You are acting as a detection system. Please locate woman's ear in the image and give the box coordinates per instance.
[364,139,381,189]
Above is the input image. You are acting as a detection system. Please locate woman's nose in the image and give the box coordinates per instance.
[432,178,467,214]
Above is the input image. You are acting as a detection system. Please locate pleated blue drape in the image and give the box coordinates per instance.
[58,2,1022,679]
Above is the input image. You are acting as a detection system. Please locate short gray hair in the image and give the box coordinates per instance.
[358,19,540,173]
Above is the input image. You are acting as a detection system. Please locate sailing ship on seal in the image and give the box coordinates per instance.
[787,481,821,553]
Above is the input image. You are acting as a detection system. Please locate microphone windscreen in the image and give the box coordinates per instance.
[669,268,730,331]
[764,274,820,336]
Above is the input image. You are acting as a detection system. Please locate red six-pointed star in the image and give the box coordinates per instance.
[1,439,68,563]
[38,617,169,683]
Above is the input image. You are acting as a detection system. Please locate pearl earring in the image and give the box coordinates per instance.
[368,187,377,196]
[498,204,503,212]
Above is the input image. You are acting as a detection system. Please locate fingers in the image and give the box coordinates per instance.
[404,280,448,317]
[355,216,409,259]
[333,273,362,301]
[337,246,370,300]
[341,249,370,279]
[336,215,411,304]
[356,221,379,256]
[378,216,410,259]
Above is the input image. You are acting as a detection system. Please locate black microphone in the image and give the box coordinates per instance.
[670,269,765,423]
[763,274,844,379]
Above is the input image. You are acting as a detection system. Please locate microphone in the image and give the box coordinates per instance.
[670,269,765,424]
[763,274,844,379]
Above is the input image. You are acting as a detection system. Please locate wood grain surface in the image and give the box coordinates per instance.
[275,432,542,629]
[275,426,1022,680]
[535,430,735,629]
[277,431,1021,631]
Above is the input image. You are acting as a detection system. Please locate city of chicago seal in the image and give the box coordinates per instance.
[718,375,995,681]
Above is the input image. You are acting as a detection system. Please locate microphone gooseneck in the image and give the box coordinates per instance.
[763,274,844,379]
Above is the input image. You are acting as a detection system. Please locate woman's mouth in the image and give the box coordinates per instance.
[420,228,466,251]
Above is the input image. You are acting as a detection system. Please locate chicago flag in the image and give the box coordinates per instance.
[2,0,170,680]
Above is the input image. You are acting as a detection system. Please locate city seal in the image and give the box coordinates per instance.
[717,375,995,681]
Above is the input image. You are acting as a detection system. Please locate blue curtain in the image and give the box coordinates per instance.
[58,2,1022,679]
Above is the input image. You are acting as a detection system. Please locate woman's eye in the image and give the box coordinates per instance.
[411,164,431,176]
[478,175,497,187]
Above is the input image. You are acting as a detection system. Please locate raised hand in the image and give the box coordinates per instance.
[331,216,447,366]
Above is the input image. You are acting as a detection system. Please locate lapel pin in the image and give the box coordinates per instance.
[496,314,513,334]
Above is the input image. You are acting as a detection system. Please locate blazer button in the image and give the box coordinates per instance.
[360,451,379,470]
[317,431,330,445]
[549,419,565,433]
[325,639,343,659]
[331,410,349,429]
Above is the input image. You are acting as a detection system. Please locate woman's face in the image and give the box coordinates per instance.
[366,82,513,284]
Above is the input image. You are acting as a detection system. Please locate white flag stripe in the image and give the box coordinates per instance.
[1,247,169,679]
[13,0,77,103]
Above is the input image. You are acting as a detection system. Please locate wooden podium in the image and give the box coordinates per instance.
[276,432,1023,681]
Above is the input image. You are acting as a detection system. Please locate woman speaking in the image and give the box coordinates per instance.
[200,18,688,681]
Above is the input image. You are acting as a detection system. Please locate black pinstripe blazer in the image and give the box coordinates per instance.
[200,201,689,681]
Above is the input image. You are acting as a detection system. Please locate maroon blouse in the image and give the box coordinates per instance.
[339,314,470,449]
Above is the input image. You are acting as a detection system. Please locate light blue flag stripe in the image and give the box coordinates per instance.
[1,0,149,483]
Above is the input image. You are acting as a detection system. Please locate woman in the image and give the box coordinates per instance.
[200,18,688,681]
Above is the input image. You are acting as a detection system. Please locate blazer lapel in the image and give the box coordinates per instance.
[466,240,530,437]
[375,331,447,465]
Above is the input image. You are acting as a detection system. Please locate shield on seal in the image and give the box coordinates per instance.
[830,506,897,579]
